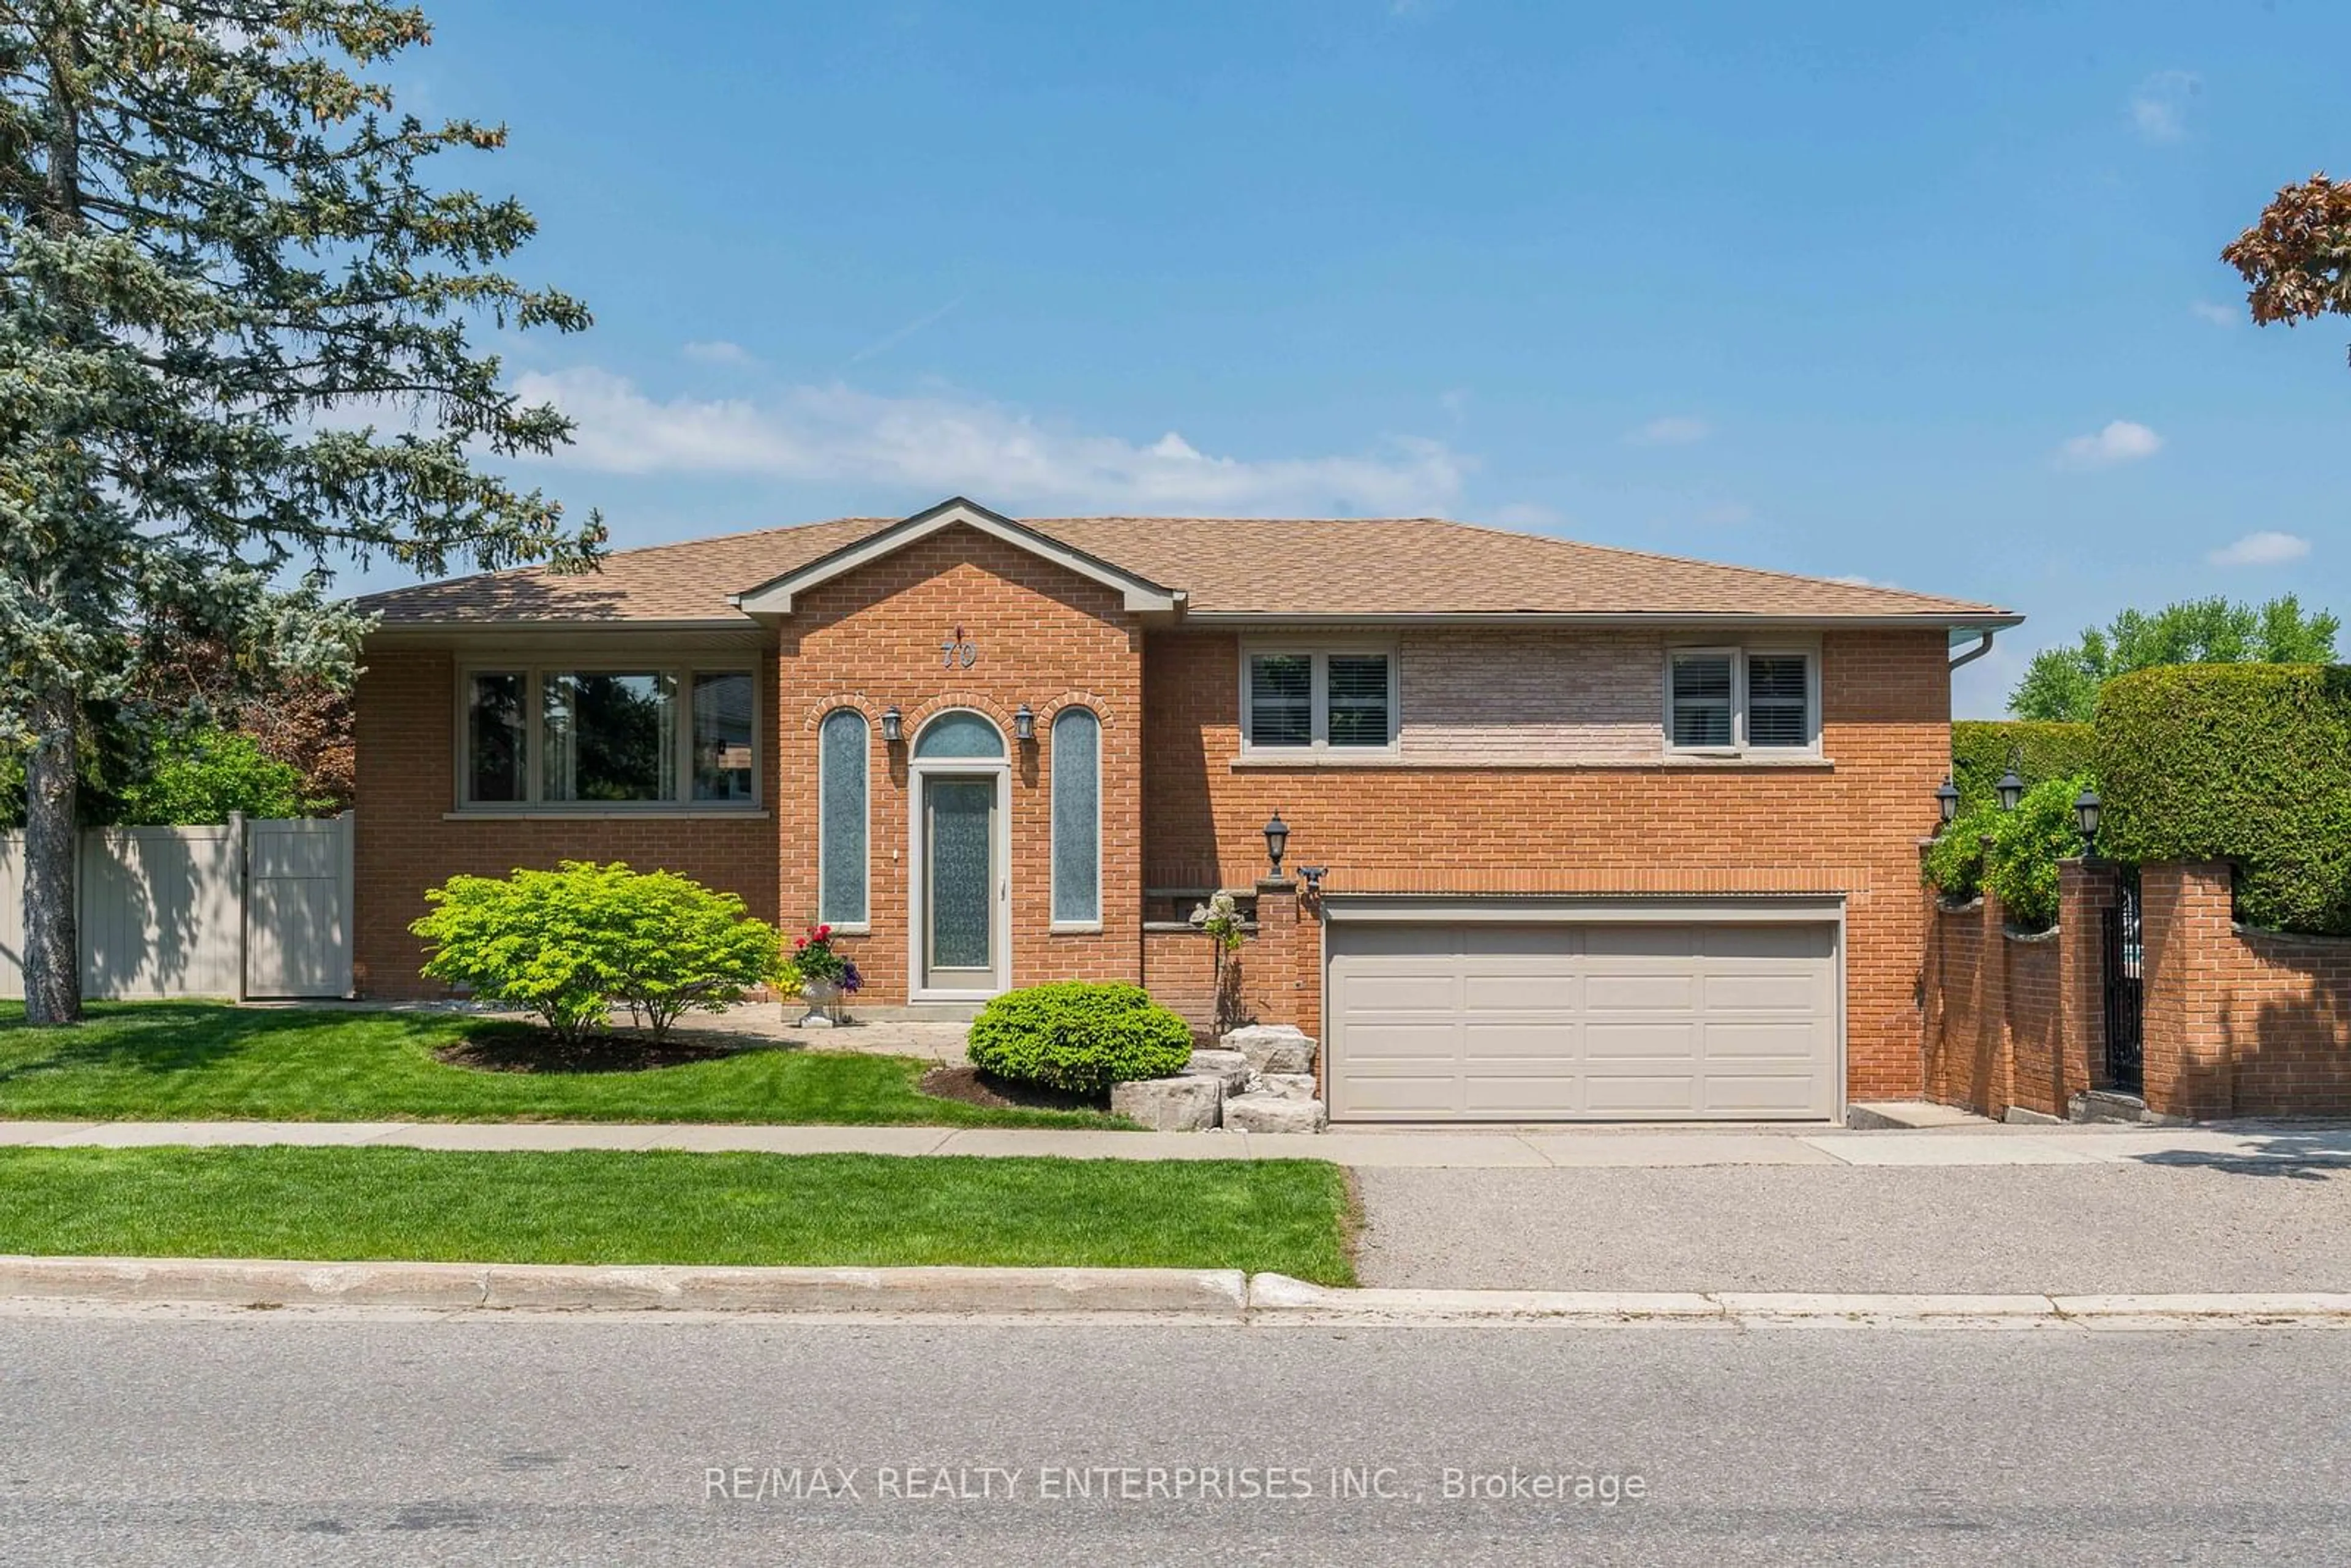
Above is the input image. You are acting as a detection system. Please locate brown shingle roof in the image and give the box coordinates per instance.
[358,510,2014,625]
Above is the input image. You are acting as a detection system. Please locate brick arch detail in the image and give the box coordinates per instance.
[797,694,879,733]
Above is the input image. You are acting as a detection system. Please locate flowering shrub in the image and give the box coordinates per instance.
[787,923,863,994]
[1189,890,1247,954]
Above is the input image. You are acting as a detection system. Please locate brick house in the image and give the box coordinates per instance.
[354,496,2018,1122]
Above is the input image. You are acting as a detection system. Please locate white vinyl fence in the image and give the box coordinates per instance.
[0,812,353,1002]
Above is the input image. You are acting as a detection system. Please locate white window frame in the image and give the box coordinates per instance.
[816,707,871,932]
[1238,641,1401,758]
[454,659,764,812]
[1663,644,1821,758]
[1049,706,1103,932]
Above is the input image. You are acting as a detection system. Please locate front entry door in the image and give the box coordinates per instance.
[922,775,999,992]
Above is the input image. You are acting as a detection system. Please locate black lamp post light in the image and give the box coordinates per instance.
[1935,776,1960,829]
[2074,786,2102,857]
[1263,811,1289,877]
[1995,757,2026,814]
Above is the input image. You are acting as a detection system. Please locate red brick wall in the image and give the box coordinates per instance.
[1142,627,1953,1098]
[1921,860,2112,1120]
[774,524,1144,1004]
[2144,861,2351,1117]
[351,645,782,998]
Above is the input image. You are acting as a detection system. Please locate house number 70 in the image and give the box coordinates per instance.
[941,626,977,669]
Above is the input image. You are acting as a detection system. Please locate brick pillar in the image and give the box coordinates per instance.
[2142,860,2235,1120]
[1975,840,2014,1117]
[1251,877,1317,1038]
[2058,857,2120,1105]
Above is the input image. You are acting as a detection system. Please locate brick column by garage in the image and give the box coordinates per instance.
[2058,857,2120,1101]
[1250,877,1319,1041]
[2142,860,2237,1119]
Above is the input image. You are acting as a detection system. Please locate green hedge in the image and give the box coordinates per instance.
[966,983,1194,1097]
[1952,720,2096,812]
[2096,664,2351,936]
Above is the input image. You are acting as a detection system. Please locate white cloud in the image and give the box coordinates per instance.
[2129,70,2200,142]
[682,340,758,366]
[1828,572,1902,590]
[2208,530,2311,568]
[2189,301,2239,327]
[509,367,1471,516]
[2057,419,2162,469]
[1626,415,1712,447]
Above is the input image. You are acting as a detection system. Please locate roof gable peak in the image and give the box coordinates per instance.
[730,497,1184,617]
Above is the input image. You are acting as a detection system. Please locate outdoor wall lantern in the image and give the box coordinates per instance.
[2074,786,2102,857]
[1263,811,1289,877]
[1995,759,2026,812]
[1935,776,1960,828]
[879,706,904,745]
[1013,703,1037,744]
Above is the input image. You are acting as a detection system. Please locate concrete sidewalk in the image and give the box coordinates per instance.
[1,1117,2347,1167]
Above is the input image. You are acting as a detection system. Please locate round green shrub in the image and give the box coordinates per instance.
[1920,801,2000,904]
[966,983,1194,1096]
[2097,664,2351,935]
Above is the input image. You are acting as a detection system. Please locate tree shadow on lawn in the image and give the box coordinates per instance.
[437,1026,777,1076]
[0,1002,465,1083]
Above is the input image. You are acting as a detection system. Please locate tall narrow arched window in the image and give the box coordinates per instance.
[818,708,868,926]
[1051,707,1101,927]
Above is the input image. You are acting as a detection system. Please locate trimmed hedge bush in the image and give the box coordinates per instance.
[2097,664,2351,936]
[1952,719,2095,812]
[966,983,1194,1097]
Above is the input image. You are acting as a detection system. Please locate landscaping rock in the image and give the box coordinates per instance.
[1221,1093,1328,1133]
[1110,1075,1224,1132]
[1182,1049,1251,1094]
[1258,1073,1319,1103]
[1221,1024,1318,1076]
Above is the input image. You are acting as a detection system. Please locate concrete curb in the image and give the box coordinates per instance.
[0,1256,1248,1318]
[2,1258,2347,1324]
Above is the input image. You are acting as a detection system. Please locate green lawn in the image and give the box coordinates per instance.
[0,1147,1356,1284]
[0,1002,1123,1128]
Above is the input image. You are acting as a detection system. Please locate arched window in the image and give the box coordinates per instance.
[1051,708,1101,926]
[913,710,1005,759]
[817,708,868,925]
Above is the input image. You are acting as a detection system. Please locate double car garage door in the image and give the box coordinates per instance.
[1325,912,1841,1122]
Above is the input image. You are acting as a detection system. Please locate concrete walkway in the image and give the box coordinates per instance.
[4,1117,2348,1167]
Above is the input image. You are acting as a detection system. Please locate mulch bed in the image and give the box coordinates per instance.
[437,1029,762,1076]
[919,1065,1108,1114]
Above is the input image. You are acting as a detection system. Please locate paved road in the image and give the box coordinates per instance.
[1355,1159,2351,1292]
[2,1311,2347,1565]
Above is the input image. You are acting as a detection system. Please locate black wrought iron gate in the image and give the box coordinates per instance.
[2101,871,2144,1093]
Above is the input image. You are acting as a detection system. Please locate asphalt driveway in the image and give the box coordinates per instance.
[1352,1159,2351,1294]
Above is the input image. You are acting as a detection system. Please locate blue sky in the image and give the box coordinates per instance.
[362,1,2351,715]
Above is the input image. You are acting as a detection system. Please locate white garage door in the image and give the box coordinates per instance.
[1325,918,1840,1122]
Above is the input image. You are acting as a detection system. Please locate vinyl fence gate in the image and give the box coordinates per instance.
[0,812,354,1002]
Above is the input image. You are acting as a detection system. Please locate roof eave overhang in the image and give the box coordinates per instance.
[1175,610,2025,631]
[727,496,1183,617]
[362,617,763,642]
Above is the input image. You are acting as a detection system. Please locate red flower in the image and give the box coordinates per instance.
[793,936,807,950]
[816,924,832,940]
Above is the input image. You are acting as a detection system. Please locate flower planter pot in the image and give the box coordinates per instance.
[797,978,845,1029]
